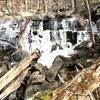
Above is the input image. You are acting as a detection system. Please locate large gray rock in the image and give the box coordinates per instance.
[46,56,64,82]
[0,64,8,78]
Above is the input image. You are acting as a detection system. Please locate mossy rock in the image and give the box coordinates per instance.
[32,89,54,100]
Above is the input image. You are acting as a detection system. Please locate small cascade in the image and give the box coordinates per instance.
[0,19,19,46]
[61,17,78,31]
[0,16,99,67]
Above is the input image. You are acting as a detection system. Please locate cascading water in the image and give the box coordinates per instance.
[0,17,98,68]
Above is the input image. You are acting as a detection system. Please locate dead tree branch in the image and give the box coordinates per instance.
[85,0,95,44]
[53,58,100,100]
[0,69,29,100]
[0,50,40,100]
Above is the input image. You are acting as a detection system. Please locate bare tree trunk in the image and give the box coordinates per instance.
[42,0,46,13]
[60,0,63,10]
[49,0,52,13]
[36,0,40,12]
[10,0,13,16]
[72,0,76,12]
[25,0,28,11]
[4,0,11,15]
[20,0,23,11]
[85,0,95,44]
[45,0,49,14]
[29,0,32,10]
[57,1,59,13]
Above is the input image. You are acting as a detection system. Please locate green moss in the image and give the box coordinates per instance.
[42,95,51,100]
[33,89,54,100]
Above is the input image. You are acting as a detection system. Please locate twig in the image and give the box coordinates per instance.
[58,74,65,84]
[77,63,84,69]
[75,66,80,72]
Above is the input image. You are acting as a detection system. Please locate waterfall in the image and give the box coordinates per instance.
[0,19,19,46]
[0,16,98,68]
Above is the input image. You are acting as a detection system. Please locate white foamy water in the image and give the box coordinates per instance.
[0,17,98,68]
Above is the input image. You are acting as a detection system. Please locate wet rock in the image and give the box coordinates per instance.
[25,84,35,99]
[0,64,8,78]
[93,87,100,100]
[25,63,49,99]
[6,83,26,100]
[25,82,50,99]
[0,44,16,56]
[11,50,28,62]
[51,44,57,52]
[67,31,77,45]
[74,36,100,59]
[43,19,55,30]
[26,64,46,85]
[34,63,46,74]
[46,56,64,82]
[7,91,17,100]
[29,71,45,84]
[0,28,6,36]
[74,41,92,50]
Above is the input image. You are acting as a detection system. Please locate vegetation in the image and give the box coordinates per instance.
[0,0,99,17]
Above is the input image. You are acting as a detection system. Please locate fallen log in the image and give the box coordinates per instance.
[0,50,40,100]
[0,69,29,100]
[53,57,100,100]
[31,57,100,100]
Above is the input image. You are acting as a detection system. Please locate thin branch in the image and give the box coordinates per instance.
[85,0,95,44]
[58,74,65,83]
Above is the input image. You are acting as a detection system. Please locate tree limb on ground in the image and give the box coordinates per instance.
[53,57,100,100]
[0,50,40,100]
[0,68,29,100]
[31,57,100,100]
